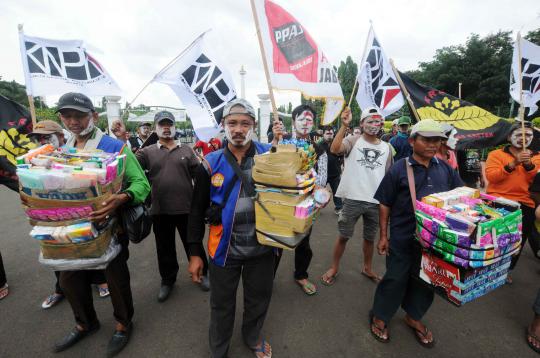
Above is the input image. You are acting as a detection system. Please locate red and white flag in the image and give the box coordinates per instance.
[253,0,344,124]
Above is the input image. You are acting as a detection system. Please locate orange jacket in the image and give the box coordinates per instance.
[485,147,540,208]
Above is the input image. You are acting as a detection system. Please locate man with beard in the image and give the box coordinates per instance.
[187,98,279,358]
[28,121,110,309]
[321,107,392,286]
[129,122,152,152]
[273,105,328,296]
[319,126,343,215]
[53,93,150,357]
[485,122,540,282]
[136,111,209,302]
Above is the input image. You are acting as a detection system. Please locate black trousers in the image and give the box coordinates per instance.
[273,230,313,280]
[327,175,343,210]
[511,204,536,270]
[209,252,275,358]
[59,244,133,330]
[54,270,106,295]
[372,244,434,324]
[152,214,208,285]
[0,251,6,287]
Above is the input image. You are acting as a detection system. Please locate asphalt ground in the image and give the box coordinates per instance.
[0,187,539,357]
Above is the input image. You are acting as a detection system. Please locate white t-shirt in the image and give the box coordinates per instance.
[335,136,392,203]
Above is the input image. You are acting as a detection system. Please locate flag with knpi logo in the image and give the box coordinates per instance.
[510,36,540,116]
[18,31,122,96]
[356,25,404,117]
[253,0,344,125]
[153,32,236,142]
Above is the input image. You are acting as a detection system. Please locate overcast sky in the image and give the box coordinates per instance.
[1,0,539,112]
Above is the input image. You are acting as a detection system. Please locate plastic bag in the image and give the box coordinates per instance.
[38,237,121,271]
[121,204,152,244]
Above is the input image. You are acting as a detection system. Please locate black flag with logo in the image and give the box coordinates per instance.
[399,72,512,149]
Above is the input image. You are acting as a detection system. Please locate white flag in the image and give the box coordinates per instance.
[252,0,344,125]
[153,32,236,142]
[356,26,404,117]
[19,32,121,97]
[510,37,540,116]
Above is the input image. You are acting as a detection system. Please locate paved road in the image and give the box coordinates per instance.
[0,187,538,358]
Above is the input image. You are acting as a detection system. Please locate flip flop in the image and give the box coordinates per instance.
[321,271,339,286]
[369,310,389,343]
[296,280,317,295]
[0,284,8,300]
[250,338,272,358]
[526,327,540,354]
[407,323,435,348]
[361,270,381,283]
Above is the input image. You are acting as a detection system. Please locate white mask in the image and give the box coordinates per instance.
[225,126,252,146]
[140,127,149,135]
[156,125,176,139]
[294,110,314,136]
[510,129,533,149]
[78,118,95,136]
[446,129,458,150]
[48,134,60,148]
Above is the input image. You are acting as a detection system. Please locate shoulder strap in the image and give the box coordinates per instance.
[405,157,417,211]
[223,148,256,198]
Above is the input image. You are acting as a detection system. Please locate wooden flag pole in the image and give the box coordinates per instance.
[390,59,420,122]
[250,0,280,138]
[28,95,37,126]
[516,32,526,148]
[18,24,37,126]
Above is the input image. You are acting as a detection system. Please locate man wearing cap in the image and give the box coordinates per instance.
[53,92,150,356]
[129,122,152,152]
[187,98,280,358]
[389,116,413,161]
[136,111,209,302]
[321,106,392,286]
[369,119,462,347]
[381,118,399,142]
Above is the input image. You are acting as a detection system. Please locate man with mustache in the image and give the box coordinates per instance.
[369,119,462,348]
[136,111,210,302]
[187,98,280,358]
[129,122,152,152]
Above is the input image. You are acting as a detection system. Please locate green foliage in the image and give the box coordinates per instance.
[0,77,45,108]
[337,56,360,126]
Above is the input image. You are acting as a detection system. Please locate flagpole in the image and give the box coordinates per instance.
[250,0,280,138]
[18,24,37,126]
[516,32,526,148]
[127,30,211,109]
[349,23,374,108]
[389,59,420,122]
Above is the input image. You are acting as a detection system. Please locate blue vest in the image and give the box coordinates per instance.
[205,141,271,266]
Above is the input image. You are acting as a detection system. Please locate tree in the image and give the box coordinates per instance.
[0,77,45,108]
[337,56,361,127]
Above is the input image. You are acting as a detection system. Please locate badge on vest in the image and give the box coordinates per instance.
[211,173,225,187]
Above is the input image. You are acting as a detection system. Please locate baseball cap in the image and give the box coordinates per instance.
[360,107,383,121]
[222,98,256,120]
[56,92,95,113]
[392,118,400,126]
[154,111,175,124]
[410,119,447,139]
[397,116,412,125]
[138,122,152,127]
[31,120,64,135]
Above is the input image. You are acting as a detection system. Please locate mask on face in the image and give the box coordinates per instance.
[140,127,149,136]
[294,111,314,136]
[362,119,382,136]
[510,129,533,149]
[78,119,95,137]
[446,129,458,150]
[225,126,252,146]
[156,125,176,139]
[48,134,61,148]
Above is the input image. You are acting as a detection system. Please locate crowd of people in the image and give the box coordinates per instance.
[0,92,540,356]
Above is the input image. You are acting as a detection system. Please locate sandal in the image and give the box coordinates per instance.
[0,283,9,300]
[406,322,435,348]
[361,270,381,283]
[527,327,540,354]
[98,286,110,298]
[369,310,389,343]
[250,338,272,358]
[296,279,317,295]
[321,270,339,286]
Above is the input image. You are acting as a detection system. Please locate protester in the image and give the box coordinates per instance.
[266,117,291,143]
[485,122,540,281]
[273,104,328,296]
[53,92,150,356]
[389,116,413,161]
[128,122,152,152]
[136,111,209,302]
[319,126,343,215]
[435,123,458,169]
[194,137,222,156]
[111,120,132,149]
[370,119,462,347]
[28,120,111,309]
[457,148,486,188]
[187,98,278,358]
[321,106,392,286]
[381,118,399,142]
[353,126,362,136]
[0,252,7,300]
